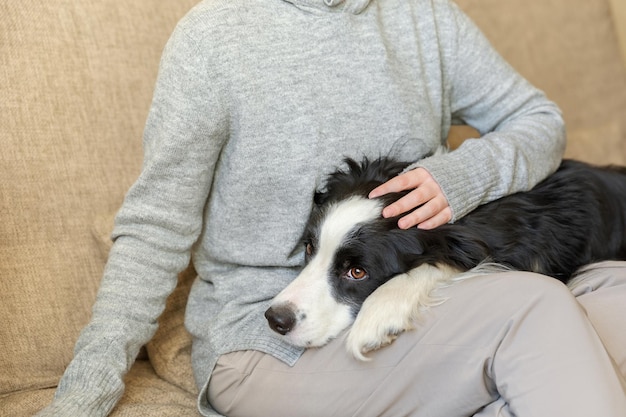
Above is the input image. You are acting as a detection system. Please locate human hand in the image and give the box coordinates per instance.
[368,167,451,230]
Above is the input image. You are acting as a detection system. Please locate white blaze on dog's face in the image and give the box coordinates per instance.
[265,196,384,347]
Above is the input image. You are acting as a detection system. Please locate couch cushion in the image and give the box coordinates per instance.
[0,361,196,417]
[456,0,626,165]
[0,0,198,396]
[608,0,626,65]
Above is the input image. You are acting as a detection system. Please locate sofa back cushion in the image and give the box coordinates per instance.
[608,0,626,64]
[455,0,626,165]
[0,0,198,395]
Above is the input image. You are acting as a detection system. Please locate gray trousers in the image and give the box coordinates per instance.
[208,262,626,416]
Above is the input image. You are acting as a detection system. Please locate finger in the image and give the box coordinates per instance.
[417,206,453,230]
[369,168,428,199]
[382,185,436,219]
[397,195,450,230]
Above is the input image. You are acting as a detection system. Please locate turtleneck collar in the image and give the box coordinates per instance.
[283,0,372,14]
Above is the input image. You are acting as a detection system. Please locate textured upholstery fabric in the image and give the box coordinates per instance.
[0,0,198,413]
[1,0,625,415]
[609,0,626,65]
[455,0,626,165]
[0,362,197,416]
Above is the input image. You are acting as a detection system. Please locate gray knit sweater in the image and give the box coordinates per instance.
[38,0,565,416]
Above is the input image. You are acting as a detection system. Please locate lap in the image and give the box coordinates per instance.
[570,260,626,376]
[209,267,626,417]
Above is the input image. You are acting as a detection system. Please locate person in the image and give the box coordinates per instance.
[37,0,626,416]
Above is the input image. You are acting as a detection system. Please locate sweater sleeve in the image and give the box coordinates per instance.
[414,0,566,222]
[35,19,227,417]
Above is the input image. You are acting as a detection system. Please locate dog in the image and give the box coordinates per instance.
[265,157,626,359]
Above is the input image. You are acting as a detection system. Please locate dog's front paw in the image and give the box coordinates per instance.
[345,281,417,361]
[346,309,413,361]
[344,265,456,361]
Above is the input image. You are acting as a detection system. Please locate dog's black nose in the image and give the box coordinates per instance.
[265,305,297,335]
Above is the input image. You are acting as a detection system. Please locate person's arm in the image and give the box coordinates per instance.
[36,20,227,417]
[371,1,565,229]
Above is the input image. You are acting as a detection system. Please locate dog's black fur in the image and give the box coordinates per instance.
[265,157,626,354]
[310,157,626,288]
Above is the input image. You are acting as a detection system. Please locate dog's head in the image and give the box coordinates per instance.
[264,157,487,347]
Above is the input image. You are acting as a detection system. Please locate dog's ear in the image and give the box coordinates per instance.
[382,227,428,270]
[318,157,412,205]
[435,225,490,270]
[395,226,489,271]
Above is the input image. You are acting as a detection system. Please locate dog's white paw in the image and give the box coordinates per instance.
[346,288,417,361]
[345,264,458,361]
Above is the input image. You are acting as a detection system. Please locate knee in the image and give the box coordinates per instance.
[464,272,581,316]
[488,271,568,293]
[569,261,626,295]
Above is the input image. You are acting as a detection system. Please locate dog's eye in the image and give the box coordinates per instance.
[347,267,367,281]
[305,242,314,256]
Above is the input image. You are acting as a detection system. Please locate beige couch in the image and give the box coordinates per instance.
[2,1,625,416]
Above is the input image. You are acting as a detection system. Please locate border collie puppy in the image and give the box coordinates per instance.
[265,158,626,359]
